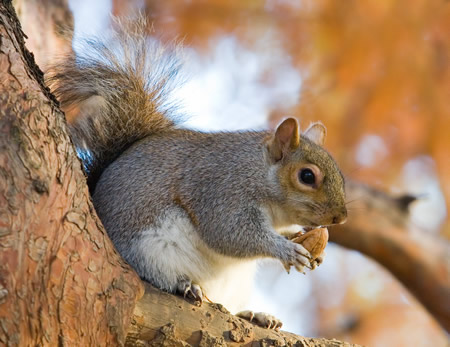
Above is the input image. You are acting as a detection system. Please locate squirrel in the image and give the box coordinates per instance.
[47,18,347,330]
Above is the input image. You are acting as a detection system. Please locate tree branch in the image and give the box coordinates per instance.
[330,180,450,331]
[126,283,360,347]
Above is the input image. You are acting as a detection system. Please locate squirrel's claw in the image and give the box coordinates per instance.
[177,279,204,306]
[190,283,203,305]
[294,264,306,274]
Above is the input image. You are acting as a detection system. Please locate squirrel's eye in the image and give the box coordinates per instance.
[299,168,315,185]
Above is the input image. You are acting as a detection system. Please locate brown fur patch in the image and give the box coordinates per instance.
[173,195,200,227]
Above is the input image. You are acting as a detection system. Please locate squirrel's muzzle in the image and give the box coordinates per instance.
[332,208,347,225]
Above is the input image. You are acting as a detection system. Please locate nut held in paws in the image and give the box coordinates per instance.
[291,227,328,260]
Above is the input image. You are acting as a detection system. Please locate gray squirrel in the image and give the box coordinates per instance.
[47,18,347,330]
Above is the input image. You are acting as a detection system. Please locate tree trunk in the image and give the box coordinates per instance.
[0,1,143,345]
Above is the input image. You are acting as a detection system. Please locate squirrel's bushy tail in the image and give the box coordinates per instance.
[47,17,181,191]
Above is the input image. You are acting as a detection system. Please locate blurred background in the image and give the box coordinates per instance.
[22,0,450,345]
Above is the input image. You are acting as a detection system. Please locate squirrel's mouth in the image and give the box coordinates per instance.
[302,220,320,232]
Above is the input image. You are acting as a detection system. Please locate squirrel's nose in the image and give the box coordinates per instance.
[332,209,347,225]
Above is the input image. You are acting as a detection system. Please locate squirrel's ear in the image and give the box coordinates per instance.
[303,122,326,146]
[268,118,300,161]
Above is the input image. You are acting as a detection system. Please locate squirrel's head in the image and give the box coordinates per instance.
[267,118,347,228]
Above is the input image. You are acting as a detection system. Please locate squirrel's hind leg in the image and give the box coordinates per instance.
[129,207,212,299]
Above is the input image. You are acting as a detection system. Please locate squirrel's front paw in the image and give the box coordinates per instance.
[177,279,203,306]
[236,310,282,331]
[282,242,311,274]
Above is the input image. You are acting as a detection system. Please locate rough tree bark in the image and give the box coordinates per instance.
[127,284,361,347]
[0,1,143,345]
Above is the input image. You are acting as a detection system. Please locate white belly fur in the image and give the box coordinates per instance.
[134,209,258,313]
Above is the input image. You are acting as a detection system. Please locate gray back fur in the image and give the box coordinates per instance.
[93,130,284,259]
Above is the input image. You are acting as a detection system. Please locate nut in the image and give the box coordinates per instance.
[291,227,328,260]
